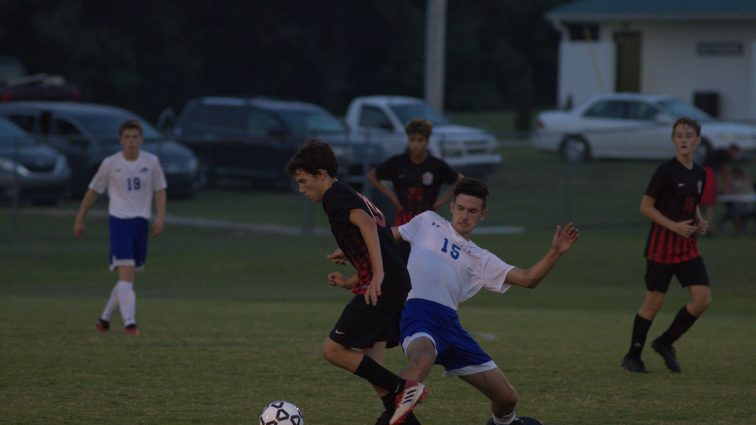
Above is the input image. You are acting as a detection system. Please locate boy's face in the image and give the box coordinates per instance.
[293,169,329,202]
[120,128,143,155]
[450,193,487,238]
[407,132,430,157]
[671,124,700,156]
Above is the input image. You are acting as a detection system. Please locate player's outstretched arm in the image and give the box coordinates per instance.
[505,223,580,289]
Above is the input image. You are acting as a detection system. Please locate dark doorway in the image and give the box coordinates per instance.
[615,32,641,92]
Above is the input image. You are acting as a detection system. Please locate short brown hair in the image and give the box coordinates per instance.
[119,119,143,136]
[453,177,489,208]
[672,117,700,137]
[405,118,432,139]
[285,139,339,178]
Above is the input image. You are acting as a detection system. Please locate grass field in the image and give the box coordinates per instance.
[1,144,755,424]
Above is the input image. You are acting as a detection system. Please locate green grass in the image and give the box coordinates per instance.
[1,145,755,424]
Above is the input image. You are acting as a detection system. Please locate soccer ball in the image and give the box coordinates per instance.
[259,400,304,425]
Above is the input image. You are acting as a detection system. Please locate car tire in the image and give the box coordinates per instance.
[560,136,590,163]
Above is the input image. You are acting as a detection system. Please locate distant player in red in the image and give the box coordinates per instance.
[286,139,425,424]
[367,118,462,227]
[622,117,711,374]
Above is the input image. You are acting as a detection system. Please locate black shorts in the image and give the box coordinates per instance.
[330,290,406,349]
[645,257,710,293]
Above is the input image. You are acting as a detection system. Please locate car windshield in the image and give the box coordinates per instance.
[77,113,162,144]
[277,109,346,137]
[389,101,449,126]
[0,118,34,146]
[655,99,713,122]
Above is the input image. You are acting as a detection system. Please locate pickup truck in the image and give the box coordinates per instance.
[342,95,501,178]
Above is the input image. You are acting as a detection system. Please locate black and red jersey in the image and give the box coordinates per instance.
[322,181,411,295]
[375,153,458,225]
[643,158,707,263]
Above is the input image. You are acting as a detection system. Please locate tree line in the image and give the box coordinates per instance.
[0,0,569,124]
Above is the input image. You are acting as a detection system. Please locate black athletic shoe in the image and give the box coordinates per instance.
[621,353,648,373]
[651,338,681,373]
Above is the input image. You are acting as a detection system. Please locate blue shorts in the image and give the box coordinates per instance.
[109,216,149,271]
[400,298,496,376]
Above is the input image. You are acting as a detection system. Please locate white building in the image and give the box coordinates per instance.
[547,0,756,120]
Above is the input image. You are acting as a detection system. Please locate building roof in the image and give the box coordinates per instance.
[547,0,756,22]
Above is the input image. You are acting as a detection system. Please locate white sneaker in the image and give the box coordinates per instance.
[389,380,428,425]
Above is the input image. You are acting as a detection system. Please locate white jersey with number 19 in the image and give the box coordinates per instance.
[89,151,167,220]
[398,211,513,310]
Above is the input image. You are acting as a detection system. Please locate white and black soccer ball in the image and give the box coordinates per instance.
[259,400,304,425]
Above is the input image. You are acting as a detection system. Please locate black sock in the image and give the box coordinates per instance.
[629,314,653,358]
[659,306,698,346]
[354,355,405,394]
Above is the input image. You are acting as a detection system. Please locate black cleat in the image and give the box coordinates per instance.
[651,338,681,373]
[621,353,648,373]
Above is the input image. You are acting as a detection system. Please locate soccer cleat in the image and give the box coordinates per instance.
[124,324,140,336]
[621,353,648,373]
[96,319,110,333]
[389,380,428,425]
[651,338,681,373]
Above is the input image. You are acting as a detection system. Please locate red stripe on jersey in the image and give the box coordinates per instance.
[647,223,701,263]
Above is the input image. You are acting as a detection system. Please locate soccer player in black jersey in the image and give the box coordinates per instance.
[367,118,463,227]
[286,139,426,424]
[622,117,712,374]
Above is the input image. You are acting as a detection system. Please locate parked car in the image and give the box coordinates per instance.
[0,116,71,204]
[343,95,501,178]
[172,96,352,189]
[0,101,200,198]
[532,93,756,163]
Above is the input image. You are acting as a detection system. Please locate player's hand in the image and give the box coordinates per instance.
[673,219,698,238]
[152,217,165,237]
[326,248,348,265]
[552,222,580,254]
[328,272,348,288]
[364,272,384,306]
[697,219,709,235]
[73,220,84,239]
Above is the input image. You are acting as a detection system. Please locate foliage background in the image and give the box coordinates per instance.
[0,0,569,119]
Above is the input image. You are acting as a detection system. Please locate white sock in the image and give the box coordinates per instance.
[491,410,516,425]
[100,283,119,321]
[116,280,137,327]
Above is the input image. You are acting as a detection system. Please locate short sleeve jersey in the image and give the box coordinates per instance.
[643,158,706,263]
[398,211,513,310]
[89,151,167,220]
[322,181,410,295]
[375,153,458,224]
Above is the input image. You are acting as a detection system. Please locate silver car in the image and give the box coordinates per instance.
[532,93,756,163]
[0,116,71,204]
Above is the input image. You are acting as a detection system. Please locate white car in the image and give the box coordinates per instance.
[532,93,756,163]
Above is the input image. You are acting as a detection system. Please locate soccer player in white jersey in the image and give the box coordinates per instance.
[392,177,579,425]
[73,119,167,336]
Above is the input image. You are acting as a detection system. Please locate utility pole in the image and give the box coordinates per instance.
[424,0,447,112]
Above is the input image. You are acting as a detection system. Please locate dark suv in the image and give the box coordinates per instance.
[172,97,351,188]
[0,101,200,198]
